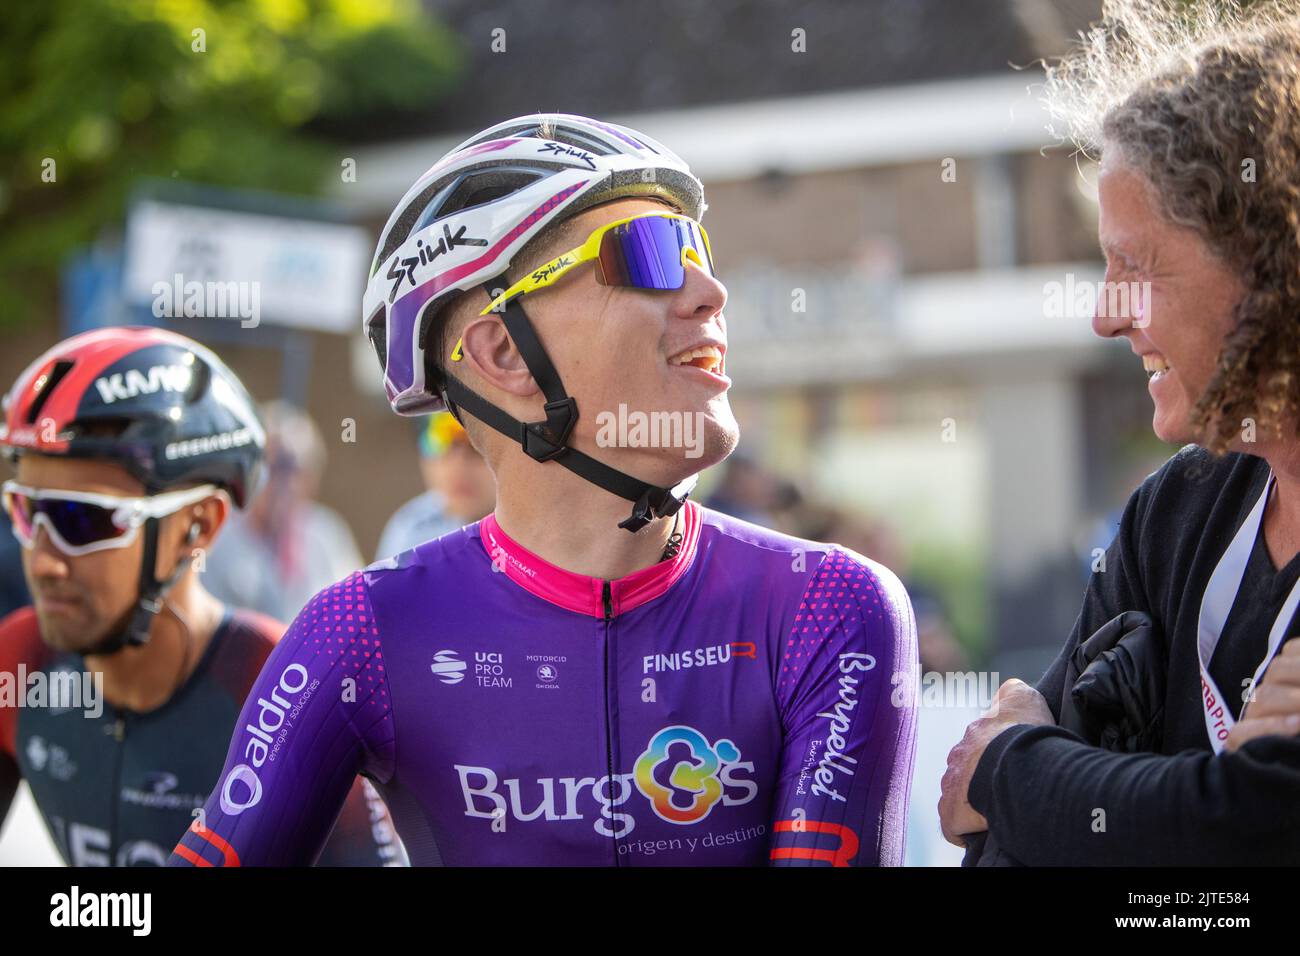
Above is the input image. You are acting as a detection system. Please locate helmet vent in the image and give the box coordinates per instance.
[69,417,132,440]
[477,122,619,157]
[434,168,545,220]
[367,307,388,370]
[25,359,74,424]
[373,168,545,276]
[544,128,620,156]
[184,355,210,403]
[374,178,450,272]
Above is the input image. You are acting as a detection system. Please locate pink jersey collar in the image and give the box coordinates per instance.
[478,501,702,618]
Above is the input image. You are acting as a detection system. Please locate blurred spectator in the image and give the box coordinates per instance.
[203,401,363,622]
[768,478,811,536]
[375,412,496,559]
[704,454,779,526]
[0,510,30,618]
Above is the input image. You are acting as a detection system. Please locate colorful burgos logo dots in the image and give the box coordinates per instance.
[634,725,741,824]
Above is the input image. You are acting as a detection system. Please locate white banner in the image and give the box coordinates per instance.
[123,198,370,333]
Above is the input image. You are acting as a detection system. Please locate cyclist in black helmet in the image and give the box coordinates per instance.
[0,326,403,866]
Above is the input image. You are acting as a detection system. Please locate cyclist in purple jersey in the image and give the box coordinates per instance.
[170,113,918,866]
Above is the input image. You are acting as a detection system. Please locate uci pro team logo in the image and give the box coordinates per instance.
[430,650,467,685]
[634,725,744,824]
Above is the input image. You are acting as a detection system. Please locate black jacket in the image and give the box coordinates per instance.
[964,446,1300,866]
[964,610,1164,866]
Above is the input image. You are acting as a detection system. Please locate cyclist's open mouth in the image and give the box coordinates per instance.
[668,344,725,376]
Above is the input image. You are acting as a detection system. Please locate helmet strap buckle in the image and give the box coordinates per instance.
[617,478,692,533]
[522,397,578,462]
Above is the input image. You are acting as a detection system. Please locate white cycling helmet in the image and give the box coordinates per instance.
[363,113,705,415]
[362,114,708,532]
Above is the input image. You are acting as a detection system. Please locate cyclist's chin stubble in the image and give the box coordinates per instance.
[37,600,105,654]
[31,563,136,654]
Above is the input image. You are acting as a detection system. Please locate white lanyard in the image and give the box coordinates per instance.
[1196,472,1300,752]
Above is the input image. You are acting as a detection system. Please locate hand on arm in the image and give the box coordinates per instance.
[945,638,1300,864]
[938,679,1054,846]
[949,474,1158,863]
[1227,637,1300,751]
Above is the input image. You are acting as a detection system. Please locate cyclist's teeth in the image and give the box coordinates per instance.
[1142,355,1171,373]
[669,346,722,372]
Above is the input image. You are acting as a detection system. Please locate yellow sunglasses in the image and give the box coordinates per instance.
[451,211,714,362]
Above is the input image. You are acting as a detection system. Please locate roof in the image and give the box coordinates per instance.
[352,0,1103,141]
[343,74,1068,212]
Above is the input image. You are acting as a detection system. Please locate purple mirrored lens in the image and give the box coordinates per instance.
[598,217,711,290]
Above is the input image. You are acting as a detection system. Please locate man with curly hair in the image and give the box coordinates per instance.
[941,0,1300,865]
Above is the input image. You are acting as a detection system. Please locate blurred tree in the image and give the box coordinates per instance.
[0,0,463,328]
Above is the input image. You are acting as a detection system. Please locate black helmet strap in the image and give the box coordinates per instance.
[87,515,192,656]
[438,284,697,533]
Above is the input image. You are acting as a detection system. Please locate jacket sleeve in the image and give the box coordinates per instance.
[968,460,1300,865]
[968,723,1300,865]
[961,464,1156,867]
[169,573,395,866]
[767,549,919,866]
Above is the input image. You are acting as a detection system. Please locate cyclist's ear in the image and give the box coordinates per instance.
[162,492,229,573]
[456,315,538,400]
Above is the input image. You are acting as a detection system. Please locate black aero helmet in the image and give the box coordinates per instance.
[0,325,266,651]
[0,325,265,507]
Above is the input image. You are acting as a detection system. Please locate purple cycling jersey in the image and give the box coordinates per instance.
[169,503,918,866]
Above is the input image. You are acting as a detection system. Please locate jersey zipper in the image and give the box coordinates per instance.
[601,580,619,867]
[108,712,126,866]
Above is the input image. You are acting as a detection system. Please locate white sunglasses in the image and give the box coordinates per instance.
[1,481,220,557]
